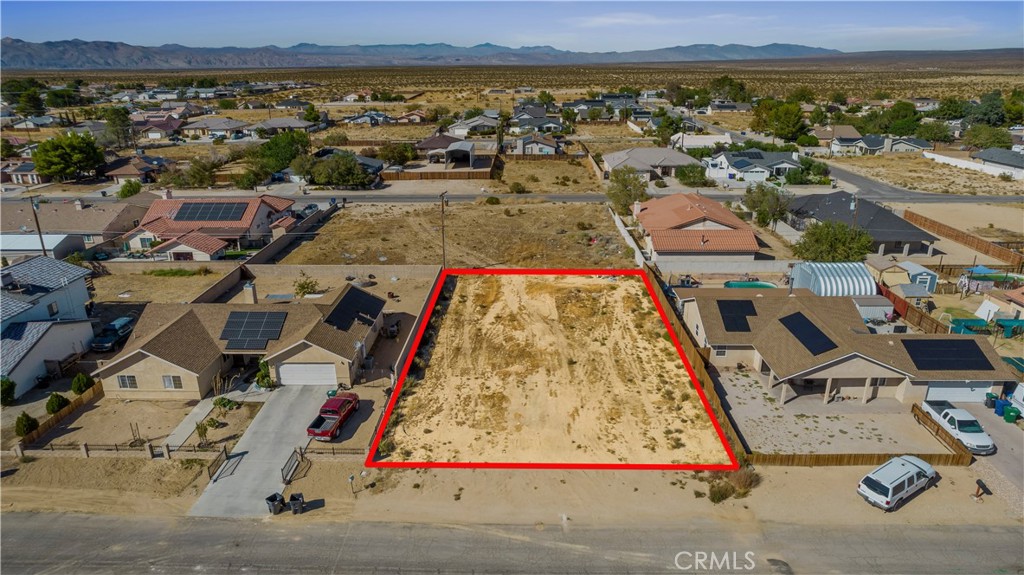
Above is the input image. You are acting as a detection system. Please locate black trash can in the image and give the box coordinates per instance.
[985,392,997,409]
[265,492,285,515]
[288,493,305,515]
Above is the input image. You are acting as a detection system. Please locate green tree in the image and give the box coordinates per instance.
[889,116,920,137]
[255,360,275,390]
[793,221,873,262]
[310,153,373,187]
[185,157,217,187]
[676,164,714,187]
[378,142,417,166]
[217,99,236,110]
[744,183,793,229]
[1,139,19,159]
[118,178,142,199]
[45,392,71,415]
[750,99,779,133]
[795,134,820,147]
[45,88,86,108]
[788,86,816,104]
[967,91,1006,127]
[70,373,95,395]
[931,97,968,120]
[537,91,555,106]
[15,411,39,437]
[34,132,104,181]
[770,103,807,141]
[322,132,349,146]
[252,131,310,173]
[1,78,45,102]
[495,111,511,149]
[606,166,649,216]
[293,270,320,297]
[560,108,577,124]
[709,75,749,102]
[586,107,603,121]
[102,106,135,149]
[303,104,320,123]
[915,122,952,143]
[829,91,848,105]
[0,377,15,406]
[289,154,317,181]
[962,124,1012,149]
[17,88,46,117]
[808,106,828,126]
[463,107,484,120]
[425,106,450,122]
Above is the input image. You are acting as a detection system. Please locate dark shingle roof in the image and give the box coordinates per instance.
[971,148,1024,170]
[4,255,91,290]
[788,191,937,243]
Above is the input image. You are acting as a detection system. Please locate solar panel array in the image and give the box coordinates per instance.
[717,300,756,332]
[173,202,248,222]
[219,311,287,350]
[779,312,838,356]
[902,339,993,371]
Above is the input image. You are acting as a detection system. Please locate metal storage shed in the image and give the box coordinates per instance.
[791,262,876,297]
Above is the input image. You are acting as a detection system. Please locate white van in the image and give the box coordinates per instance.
[857,455,936,511]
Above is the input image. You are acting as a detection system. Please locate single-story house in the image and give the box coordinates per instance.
[244,117,315,135]
[343,111,393,126]
[314,148,385,175]
[136,118,184,140]
[4,162,51,186]
[706,102,753,114]
[67,120,109,140]
[0,234,86,262]
[669,133,732,151]
[447,115,499,137]
[11,116,61,130]
[415,134,463,154]
[787,192,937,256]
[509,116,564,135]
[970,148,1024,172]
[103,155,175,185]
[181,117,249,138]
[790,262,876,297]
[395,110,428,123]
[703,150,802,183]
[830,135,933,156]
[675,287,1016,405]
[603,148,700,181]
[1,196,152,246]
[808,125,861,147]
[94,283,386,400]
[510,134,562,155]
[146,231,228,261]
[275,99,311,109]
[633,194,759,266]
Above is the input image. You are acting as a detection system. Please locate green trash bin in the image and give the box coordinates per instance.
[327,388,338,398]
[1004,406,1020,423]
[985,392,998,409]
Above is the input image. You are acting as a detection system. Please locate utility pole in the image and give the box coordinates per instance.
[439,191,449,268]
[29,196,48,257]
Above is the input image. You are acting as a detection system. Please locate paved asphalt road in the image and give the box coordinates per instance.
[189,385,329,518]
[2,512,1021,574]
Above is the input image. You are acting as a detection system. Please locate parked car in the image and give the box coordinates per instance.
[91,316,135,352]
[168,136,185,144]
[919,400,995,455]
[306,393,360,441]
[857,455,936,511]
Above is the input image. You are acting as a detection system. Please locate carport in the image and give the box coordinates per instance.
[444,141,476,169]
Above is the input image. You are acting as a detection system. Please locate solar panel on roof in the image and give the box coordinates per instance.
[225,338,268,351]
[779,312,838,356]
[174,202,247,222]
[219,311,287,342]
[902,339,993,371]
[717,300,756,333]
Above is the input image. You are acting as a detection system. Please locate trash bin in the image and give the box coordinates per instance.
[985,392,997,409]
[327,388,338,398]
[288,493,305,515]
[265,492,285,515]
[994,399,1009,417]
[1004,406,1021,423]
[100,190,108,197]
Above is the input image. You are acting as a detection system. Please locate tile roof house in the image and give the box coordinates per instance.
[146,231,229,261]
[395,110,428,123]
[675,287,1016,405]
[787,191,937,256]
[1,256,95,399]
[120,193,295,251]
[634,194,759,266]
[93,283,386,400]
[602,148,700,181]
[703,151,802,183]
[830,134,933,156]
[1,197,151,246]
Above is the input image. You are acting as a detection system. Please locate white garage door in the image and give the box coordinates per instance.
[277,363,337,386]
[925,382,990,402]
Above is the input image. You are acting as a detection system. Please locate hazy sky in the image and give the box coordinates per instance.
[2,1,1022,52]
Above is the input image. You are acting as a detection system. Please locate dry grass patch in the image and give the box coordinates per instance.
[706,112,755,132]
[280,202,633,268]
[574,122,640,138]
[90,272,223,303]
[497,159,600,193]
[831,154,1023,196]
[313,123,433,143]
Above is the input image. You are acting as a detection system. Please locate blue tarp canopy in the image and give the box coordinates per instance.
[951,318,989,327]
[1003,357,1024,374]
[965,265,999,275]
[995,319,1024,339]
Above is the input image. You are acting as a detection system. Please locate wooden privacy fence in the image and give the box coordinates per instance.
[504,153,581,161]
[904,210,1024,268]
[877,284,949,334]
[911,402,974,459]
[748,451,971,467]
[381,170,492,181]
[19,384,104,447]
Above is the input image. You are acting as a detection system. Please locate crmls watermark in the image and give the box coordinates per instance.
[674,551,756,571]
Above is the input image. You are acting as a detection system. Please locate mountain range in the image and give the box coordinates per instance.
[0,38,842,69]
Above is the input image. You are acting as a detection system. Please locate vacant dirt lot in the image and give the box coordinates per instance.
[280,202,633,268]
[313,123,434,143]
[0,456,208,516]
[385,274,729,465]
[885,202,1024,241]
[574,122,639,138]
[706,112,755,132]
[498,159,600,193]
[90,270,223,303]
[831,154,1022,196]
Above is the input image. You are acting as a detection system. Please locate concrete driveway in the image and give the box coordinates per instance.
[188,385,330,518]
[962,402,1024,492]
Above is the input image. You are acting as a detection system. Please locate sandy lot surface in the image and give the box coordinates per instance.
[279,202,633,268]
[831,155,1023,196]
[313,123,434,142]
[90,271,224,304]
[582,140,659,157]
[384,274,729,465]
[574,123,640,138]
[276,460,1022,526]
[33,397,193,447]
[0,378,75,450]
[886,202,1024,241]
[497,158,601,194]
[0,456,208,516]
[706,112,756,133]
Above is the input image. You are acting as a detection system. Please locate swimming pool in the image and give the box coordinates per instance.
[724,281,777,288]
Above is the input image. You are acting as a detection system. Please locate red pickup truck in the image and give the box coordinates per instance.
[306,393,360,441]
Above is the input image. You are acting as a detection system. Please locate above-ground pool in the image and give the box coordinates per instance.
[724,281,777,288]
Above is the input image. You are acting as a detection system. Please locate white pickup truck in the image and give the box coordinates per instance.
[920,400,996,455]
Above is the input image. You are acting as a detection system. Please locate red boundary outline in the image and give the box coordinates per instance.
[365,268,739,471]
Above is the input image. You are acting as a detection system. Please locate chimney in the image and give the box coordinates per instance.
[160,189,173,200]
[74,199,84,211]
[242,281,257,304]
[632,201,642,218]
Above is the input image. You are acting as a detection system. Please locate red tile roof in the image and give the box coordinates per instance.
[150,231,228,255]
[138,195,294,237]
[637,194,749,232]
[649,229,759,254]
[270,216,297,230]
[1004,287,1024,307]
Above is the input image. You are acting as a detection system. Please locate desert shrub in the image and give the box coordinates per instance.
[708,481,737,503]
[728,468,762,492]
[45,392,71,415]
[378,437,395,455]
[509,182,528,194]
[575,221,595,231]
[205,417,223,429]
[323,132,349,146]
[15,411,39,436]
[693,490,706,498]
[998,173,1013,182]
[118,179,142,199]
[212,138,225,146]
[654,179,668,188]
[526,174,540,183]
[0,377,15,406]
[213,397,239,410]
[484,196,500,205]
[70,373,95,395]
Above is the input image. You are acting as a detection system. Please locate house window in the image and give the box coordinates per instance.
[47,302,59,316]
[117,375,138,389]
[870,378,885,387]
[894,241,903,249]
[83,235,94,243]
[140,238,153,248]
[715,347,727,357]
[694,324,700,338]
[162,375,183,390]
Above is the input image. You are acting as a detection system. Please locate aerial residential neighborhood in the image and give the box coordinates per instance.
[0,1,1022,574]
